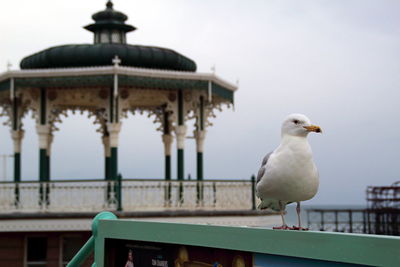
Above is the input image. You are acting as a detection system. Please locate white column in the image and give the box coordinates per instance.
[11,130,24,153]
[107,123,122,148]
[107,122,121,181]
[36,125,50,150]
[162,134,173,156]
[175,125,187,150]
[194,130,206,153]
[102,135,111,158]
[47,134,53,157]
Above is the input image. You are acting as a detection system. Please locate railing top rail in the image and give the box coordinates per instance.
[0,178,252,184]
[307,209,366,212]
[96,218,400,267]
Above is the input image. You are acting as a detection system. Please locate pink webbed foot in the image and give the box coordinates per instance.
[291,226,309,231]
[273,225,293,230]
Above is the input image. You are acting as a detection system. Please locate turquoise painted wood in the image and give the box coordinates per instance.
[67,212,117,267]
[69,212,400,267]
[66,236,95,267]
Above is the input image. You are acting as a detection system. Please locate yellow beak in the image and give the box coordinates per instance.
[303,125,322,133]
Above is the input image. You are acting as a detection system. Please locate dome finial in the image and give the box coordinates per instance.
[106,0,113,9]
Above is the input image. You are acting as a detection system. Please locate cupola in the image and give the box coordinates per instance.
[84,0,136,44]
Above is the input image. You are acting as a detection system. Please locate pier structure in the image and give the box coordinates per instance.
[307,181,400,236]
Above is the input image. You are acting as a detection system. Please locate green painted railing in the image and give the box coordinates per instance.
[69,211,400,267]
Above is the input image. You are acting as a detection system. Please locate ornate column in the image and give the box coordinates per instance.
[102,134,111,180]
[107,55,121,181]
[10,83,25,207]
[36,124,50,181]
[162,111,173,180]
[9,79,24,183]
[194,130,206,180]
[11,130,24,182]
[107,123,121,181]
[175,90,187,181]
[194,95,206,181]
[36,88,50,182]
[46,133,53,180]
[162,134,173,180]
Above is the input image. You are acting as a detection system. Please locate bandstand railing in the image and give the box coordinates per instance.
[0,178,257,213]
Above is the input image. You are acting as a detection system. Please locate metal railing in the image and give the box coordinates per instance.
[307,209,367,233]
[0,178,257,213]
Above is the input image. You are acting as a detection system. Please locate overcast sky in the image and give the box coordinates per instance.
[1,0,399,205]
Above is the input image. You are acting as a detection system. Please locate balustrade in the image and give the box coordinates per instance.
[0,179,255,213]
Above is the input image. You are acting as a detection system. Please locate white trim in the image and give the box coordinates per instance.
[0,66,238,92]
[1,219,92,232]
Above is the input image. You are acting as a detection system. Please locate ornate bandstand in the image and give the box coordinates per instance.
[0,1,271,224]
[0,3,275,265]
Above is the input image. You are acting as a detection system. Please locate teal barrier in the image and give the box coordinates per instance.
[70,211,400,267]
[67,211,117,267]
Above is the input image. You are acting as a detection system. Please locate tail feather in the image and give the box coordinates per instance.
[258,198,287,212]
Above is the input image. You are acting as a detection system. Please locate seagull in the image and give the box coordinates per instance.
[256,114,321,230]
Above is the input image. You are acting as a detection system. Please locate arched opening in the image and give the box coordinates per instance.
[51,111,103,180]
[119,112,165,179]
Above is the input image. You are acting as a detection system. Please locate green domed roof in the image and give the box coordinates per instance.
[19,1,197,72]
[20,43,197,71]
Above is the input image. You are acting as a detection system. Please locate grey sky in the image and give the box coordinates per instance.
[1,0,399,205]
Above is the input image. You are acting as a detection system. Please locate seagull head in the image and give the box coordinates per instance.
[281,114,322,137]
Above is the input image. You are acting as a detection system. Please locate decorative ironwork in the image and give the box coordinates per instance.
[0,179,254,213]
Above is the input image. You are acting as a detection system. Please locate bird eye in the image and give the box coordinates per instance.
[293,119,299,124]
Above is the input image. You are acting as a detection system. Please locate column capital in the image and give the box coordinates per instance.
[107,122,122,147]
[36,124,51,149]
[102,135,111,157]
[194,130,207,152]
[162,134,174,156]
[11,129,25,153]
[175,125,187,149]
[47,134,54,156]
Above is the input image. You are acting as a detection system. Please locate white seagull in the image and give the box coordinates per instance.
[256,114,321,230]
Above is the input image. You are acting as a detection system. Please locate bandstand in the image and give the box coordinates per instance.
[0,1,245,210]
[1,0,236,183]
[0,2,275,266]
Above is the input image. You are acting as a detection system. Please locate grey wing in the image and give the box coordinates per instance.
[256,152,272,184]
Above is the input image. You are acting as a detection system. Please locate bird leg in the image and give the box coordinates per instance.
[292,202,309,231]
[273,201,292,230]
